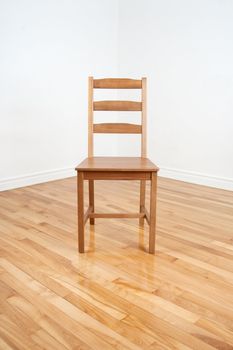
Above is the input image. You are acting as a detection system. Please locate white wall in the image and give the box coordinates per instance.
[118,0,233,190]
[0,0,118,190]
[1,0,233,191]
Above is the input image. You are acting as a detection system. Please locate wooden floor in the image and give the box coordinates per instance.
[0,177,233,350]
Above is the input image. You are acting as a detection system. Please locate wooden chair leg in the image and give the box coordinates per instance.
[78,171,85,253]
[139,180,146,225]
[149,172,157,254]
[89,180,95,225]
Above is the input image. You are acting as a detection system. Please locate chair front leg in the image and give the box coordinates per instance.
[149,172,157,254]
[78,171,85,253]
[89,180,95,225]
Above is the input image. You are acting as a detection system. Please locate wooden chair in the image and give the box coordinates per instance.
[75,77,159,253]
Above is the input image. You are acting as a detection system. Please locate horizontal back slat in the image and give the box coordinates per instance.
[93,78,142,89]
[94,101,142,111]
[93,123,142,134]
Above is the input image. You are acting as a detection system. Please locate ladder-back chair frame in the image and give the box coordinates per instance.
[76,77,159,254]
[88,77,147,157]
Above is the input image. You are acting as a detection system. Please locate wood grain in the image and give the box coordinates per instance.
[88,76,94,157]
[93,78,142,89]
[76,157,158,172]
[87,76,147,158]
[141,77,147,157]
[89,213,145,219]
[0,177,233,349]
[140,78,147,225]
[93,101,142,111]
[78,171,84,253]
[89,180,95,225]
[83,171,151,180]
[139,180,146,225]
[149,172,157,254]
[93,123,142,134]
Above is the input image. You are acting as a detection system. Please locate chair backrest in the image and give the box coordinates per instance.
[88,77,147,157]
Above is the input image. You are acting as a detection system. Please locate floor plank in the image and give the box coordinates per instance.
[0,176,233,349]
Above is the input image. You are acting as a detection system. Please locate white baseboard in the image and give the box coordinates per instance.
[0,167,75,192]
[159,167,233,191]
[0,166,232,192]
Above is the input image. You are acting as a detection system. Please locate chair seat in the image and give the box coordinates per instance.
[76,157,159,172]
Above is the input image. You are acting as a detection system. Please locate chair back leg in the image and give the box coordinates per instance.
[139,180,146,225]
[89,180,95,225]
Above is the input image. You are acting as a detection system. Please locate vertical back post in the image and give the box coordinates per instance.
[141,77,147,157]
[139,78,147,225]
[88,76,94,157]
